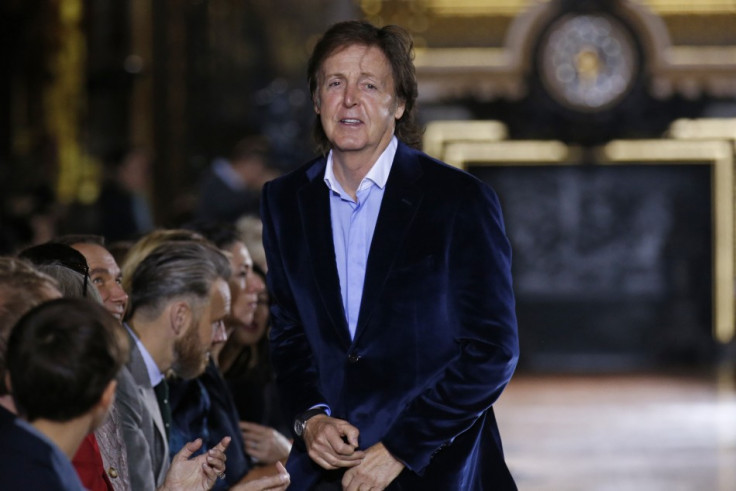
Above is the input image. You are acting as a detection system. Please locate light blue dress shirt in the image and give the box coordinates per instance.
[324,137,398,340]
[125,323,164,387]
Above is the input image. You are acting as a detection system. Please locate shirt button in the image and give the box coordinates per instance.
[347,353,361,363]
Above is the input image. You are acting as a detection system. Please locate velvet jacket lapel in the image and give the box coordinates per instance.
[355,144,423,343]
[296,143,424,347]
[298,161,351,349]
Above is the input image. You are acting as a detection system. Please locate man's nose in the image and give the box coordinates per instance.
[343,83,359,107]
[213,320,228,344]
[112,284,128,304]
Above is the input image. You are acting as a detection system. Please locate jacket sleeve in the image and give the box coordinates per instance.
[261,181,329,425]
[381,179,520,474]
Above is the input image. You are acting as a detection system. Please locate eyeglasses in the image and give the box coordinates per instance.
[67,260,90,298]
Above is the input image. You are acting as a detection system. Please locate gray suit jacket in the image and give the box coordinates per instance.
[117,329,170,491]
[96,400,131,490]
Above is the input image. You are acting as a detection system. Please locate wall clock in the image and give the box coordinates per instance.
[537,13,640,113]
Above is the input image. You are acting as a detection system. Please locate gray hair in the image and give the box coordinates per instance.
[127,240,231,319]
[36,264,103,304]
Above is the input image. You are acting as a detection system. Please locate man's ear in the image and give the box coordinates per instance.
[91,380,117,430]
[169,300,191,337]
[393,98,406,121]
[313,92,321,114]
[99,380,117,412]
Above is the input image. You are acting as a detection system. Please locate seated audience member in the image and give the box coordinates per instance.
[0,298,128,489]
[17,243,123,490]
[126,229,289,491]
[54,234,129,322]
[168,222,289,489]
[0,257,62,415]
[18,243,95,298]
[121,239,228,489]
[235,214,267,272]
[219,263,291,463]
[120,228,206,294]
[122,239,287,490]
[52,235,132,490]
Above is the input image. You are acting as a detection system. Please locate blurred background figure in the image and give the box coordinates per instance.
[0,184,60,255]
[98,147,155,242]
[196,135,279,224]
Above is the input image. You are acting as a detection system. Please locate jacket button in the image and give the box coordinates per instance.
[347,353,361,363]
[108,467,118,479]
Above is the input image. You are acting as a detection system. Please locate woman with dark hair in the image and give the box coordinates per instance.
[218,263,291,464]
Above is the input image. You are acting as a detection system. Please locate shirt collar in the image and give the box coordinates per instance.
[125,323,164,387]
[324,136,398,196]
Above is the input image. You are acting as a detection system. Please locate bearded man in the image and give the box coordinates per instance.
[119,240,232,490]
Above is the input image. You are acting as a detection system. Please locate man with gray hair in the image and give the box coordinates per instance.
[119,240,232,490]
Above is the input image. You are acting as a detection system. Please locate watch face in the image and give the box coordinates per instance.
[538,13,639,112]
[294,418,305,437]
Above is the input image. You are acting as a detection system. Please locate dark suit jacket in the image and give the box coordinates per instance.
[0,405,86,490]
[261,142,519,490]
[169,359,251,490]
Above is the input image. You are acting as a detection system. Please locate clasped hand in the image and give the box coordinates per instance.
[304,416,405,490]
[303,414,364,470]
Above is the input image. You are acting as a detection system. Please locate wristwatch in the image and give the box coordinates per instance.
[294,407,329,438]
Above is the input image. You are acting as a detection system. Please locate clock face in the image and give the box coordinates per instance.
[538,13,639,113]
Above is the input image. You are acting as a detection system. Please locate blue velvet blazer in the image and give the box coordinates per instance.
[261,142,519,490]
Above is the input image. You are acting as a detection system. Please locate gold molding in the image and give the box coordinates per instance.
[442,140,572,167]
[423,120,509,159]
[421,0,736,17]
[413,0,736,102]
[600,140,734,343]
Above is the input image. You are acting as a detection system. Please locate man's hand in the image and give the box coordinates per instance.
[240,421,292,464]
[230,461,290,490]
[160,436,231,491]
[303,415,365,470]
[342,442,404,491]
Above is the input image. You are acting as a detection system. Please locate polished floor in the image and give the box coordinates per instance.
[495,369,736,490]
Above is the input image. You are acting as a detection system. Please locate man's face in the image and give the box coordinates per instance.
[172,278,230,379]
[315,44,405,162]
[72,243,128,322]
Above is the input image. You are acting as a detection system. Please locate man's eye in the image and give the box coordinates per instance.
[92,277,104,285]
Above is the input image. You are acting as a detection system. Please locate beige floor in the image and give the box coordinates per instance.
[495,369,736,491]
